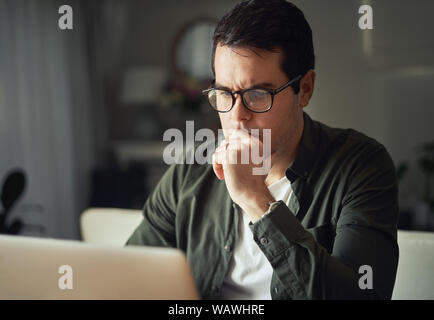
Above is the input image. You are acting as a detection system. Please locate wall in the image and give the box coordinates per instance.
[293,0,434,208]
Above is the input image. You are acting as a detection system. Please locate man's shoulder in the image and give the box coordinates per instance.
[166,140,218,185]
[313,116,387,158]
[308,116,395,179]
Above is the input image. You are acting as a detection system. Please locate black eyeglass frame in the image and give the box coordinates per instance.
[202,74,302,113]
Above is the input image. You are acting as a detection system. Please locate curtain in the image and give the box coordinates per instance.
[0,0,96,239]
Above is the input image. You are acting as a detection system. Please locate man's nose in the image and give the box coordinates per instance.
[231,94,252,122]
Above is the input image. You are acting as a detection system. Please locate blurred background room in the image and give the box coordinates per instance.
[0,0,433,240]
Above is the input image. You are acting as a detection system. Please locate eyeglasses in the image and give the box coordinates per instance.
[202,75,301,113]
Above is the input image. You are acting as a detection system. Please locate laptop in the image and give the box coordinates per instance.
[0,234,199,300]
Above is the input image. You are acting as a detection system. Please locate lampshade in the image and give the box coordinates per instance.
[120,66,167,105]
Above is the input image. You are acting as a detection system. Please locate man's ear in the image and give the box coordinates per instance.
[298,70,316,109]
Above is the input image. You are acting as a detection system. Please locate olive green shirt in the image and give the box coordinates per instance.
[125,112,399,300]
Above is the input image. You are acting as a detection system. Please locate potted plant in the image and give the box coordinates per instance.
[397,142,434,230]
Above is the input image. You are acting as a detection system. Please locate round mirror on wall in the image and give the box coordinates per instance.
[171,18,217,81]
[164,18,218,113]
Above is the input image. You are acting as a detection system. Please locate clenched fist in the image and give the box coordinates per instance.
[212,129,275,223]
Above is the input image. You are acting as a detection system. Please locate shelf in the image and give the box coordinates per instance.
[112,141,167,164]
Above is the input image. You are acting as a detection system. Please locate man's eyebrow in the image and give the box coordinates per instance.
[214,82,276,90]
[250,82,275,89]
[214,82,230,90]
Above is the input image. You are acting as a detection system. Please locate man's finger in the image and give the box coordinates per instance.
[212,150,225,180]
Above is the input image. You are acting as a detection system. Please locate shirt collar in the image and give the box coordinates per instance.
[285,112,320,183]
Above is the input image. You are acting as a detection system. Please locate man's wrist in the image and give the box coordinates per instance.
[243,192,276,223]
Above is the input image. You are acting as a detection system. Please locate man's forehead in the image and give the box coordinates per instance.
[214,45,284,88]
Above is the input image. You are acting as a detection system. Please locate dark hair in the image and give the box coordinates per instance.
[212,0,315,93]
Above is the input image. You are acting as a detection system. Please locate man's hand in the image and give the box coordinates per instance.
[212,130,275,223]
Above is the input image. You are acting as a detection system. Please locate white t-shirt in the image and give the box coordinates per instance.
[220,176,293,300]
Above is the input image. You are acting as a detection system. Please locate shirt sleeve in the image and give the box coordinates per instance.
[249,145,399,299]
[124,163,183,248]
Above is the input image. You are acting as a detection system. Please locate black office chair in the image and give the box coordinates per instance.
[0,169,26,234]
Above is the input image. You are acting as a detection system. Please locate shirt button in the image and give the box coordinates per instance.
[224,244,231,252]
[274,287,278,294]
[260,237,268,246]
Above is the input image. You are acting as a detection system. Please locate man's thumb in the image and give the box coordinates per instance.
[213,162,225,180]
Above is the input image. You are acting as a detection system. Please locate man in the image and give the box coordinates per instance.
[126,0,399,300]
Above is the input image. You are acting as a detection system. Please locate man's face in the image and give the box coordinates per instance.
[213,44,305,157]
